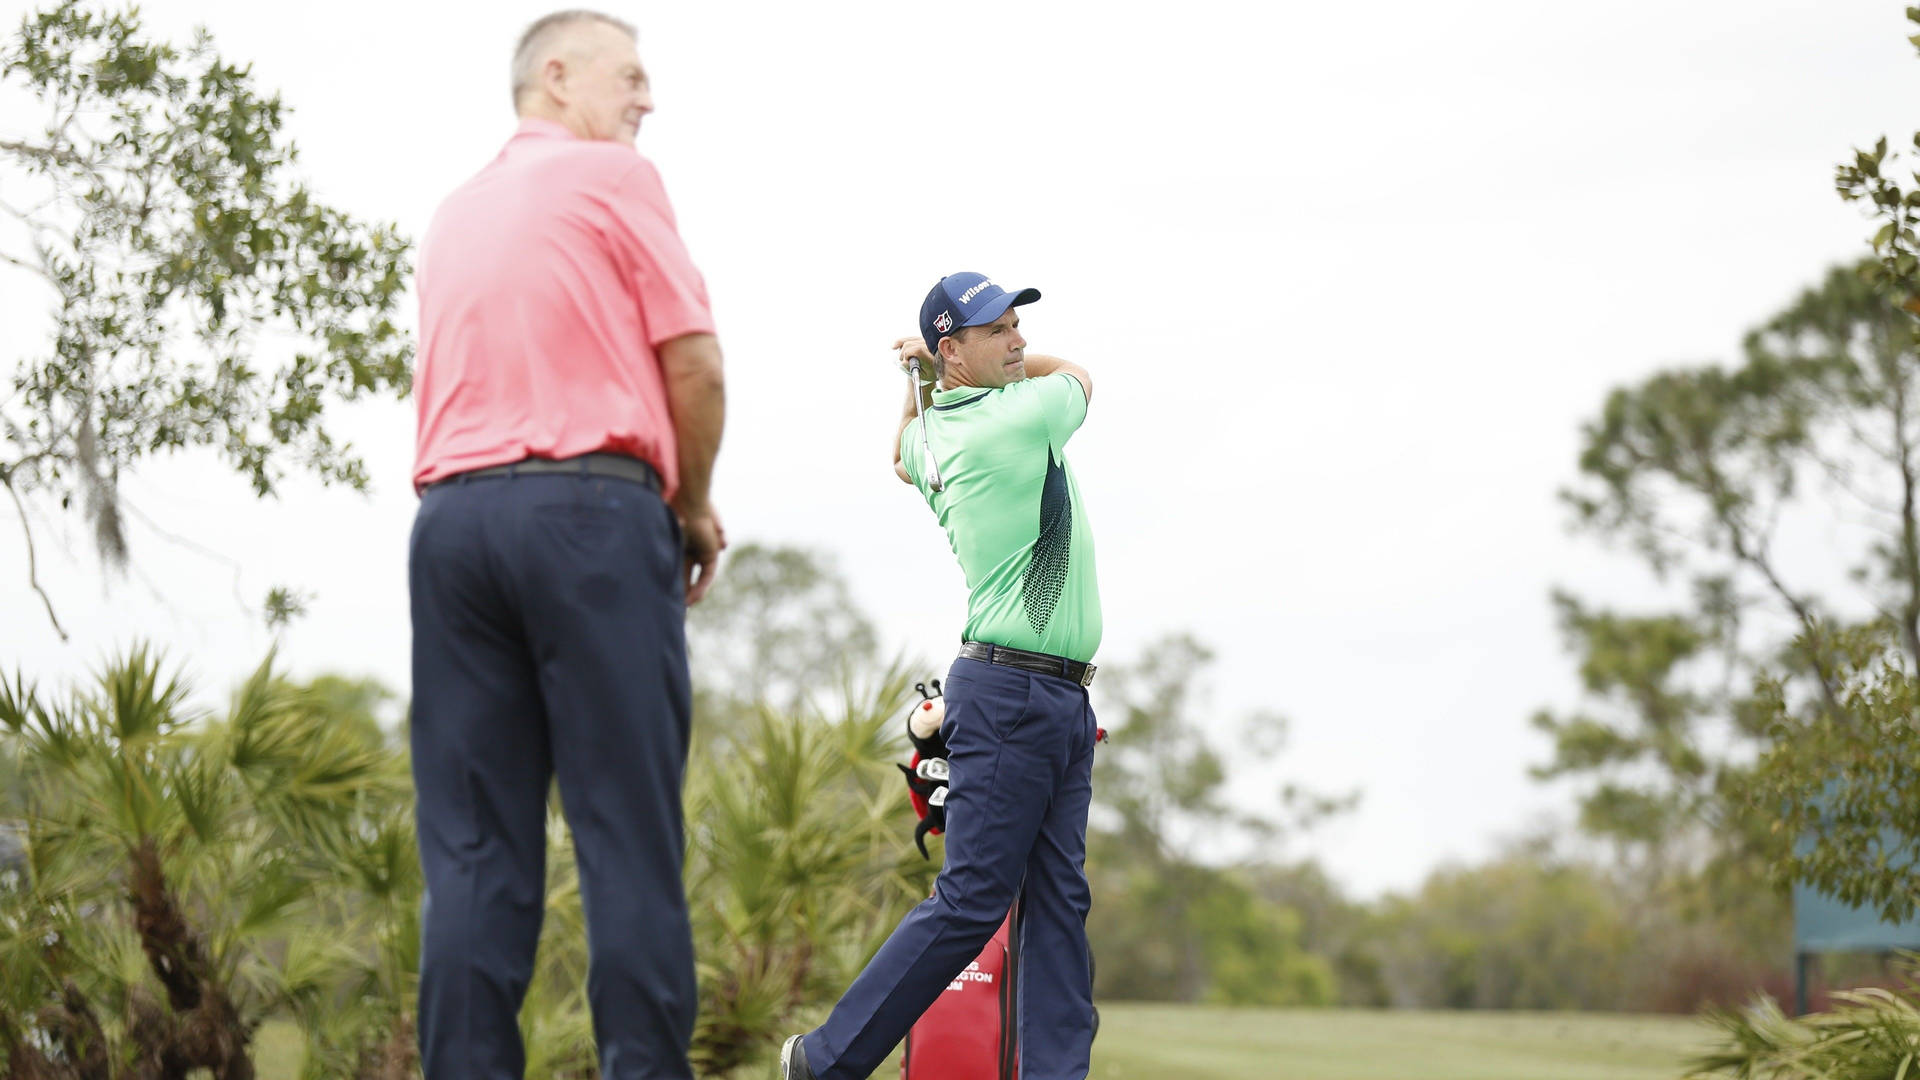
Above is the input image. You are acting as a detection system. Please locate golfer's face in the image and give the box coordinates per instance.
[951,310,1027,388]
[574,26,653,142]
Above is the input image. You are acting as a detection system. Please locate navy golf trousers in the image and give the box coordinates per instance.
[409,468,695,1079]
[804,656,1100,1080]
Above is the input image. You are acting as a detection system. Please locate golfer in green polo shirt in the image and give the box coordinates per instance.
[781,273,1102,1080]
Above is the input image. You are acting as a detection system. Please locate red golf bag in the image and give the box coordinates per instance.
[901,900,1020,1080]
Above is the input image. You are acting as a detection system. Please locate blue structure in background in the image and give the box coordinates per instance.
[1792,880,1920,1013]
[1789,794,1920,1014]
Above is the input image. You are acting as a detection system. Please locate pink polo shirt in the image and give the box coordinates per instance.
[412,118,715,498]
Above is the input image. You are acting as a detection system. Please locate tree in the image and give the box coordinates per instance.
[0,650,409,1077]
[1745,626,1920,923]
[1370,847,1635,1011]
[0,1,413,639]
[1245,862,1390,1006]
[1094,633,1350,864]
[680,669,935,1075]
[1535,9,1920,985]
[1718,8,1920,931]
[684,543,882,721]
[1527,256,1920,1011]
[1086,632,1350,1005]
[1530,591,1724,859]
[1536,237,1920,867]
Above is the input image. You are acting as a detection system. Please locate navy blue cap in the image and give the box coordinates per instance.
[919,272,1042,356]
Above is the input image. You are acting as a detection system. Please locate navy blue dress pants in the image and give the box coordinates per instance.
[409,469,695,1079]
[803,656,1100,1080]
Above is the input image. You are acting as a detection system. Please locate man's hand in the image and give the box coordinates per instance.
[678,506,726,604]
[892,335,937,381]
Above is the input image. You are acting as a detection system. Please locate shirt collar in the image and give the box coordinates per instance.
[513,116,577,141]
[932,386,991,406]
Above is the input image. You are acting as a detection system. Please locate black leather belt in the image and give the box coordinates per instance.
[958,641,1097,687]
[431,453,660,493]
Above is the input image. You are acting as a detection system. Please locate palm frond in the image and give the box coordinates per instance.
[1690,966,1920,1079]
[0,668,39,735]
[91,642,197,745]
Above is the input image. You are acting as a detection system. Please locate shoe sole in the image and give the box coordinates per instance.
[781,1034,805,1079]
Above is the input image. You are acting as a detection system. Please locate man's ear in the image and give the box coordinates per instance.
[541,55,570,104]
[937,336,960,362]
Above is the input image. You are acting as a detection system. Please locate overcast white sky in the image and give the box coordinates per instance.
[2,0,1916,897]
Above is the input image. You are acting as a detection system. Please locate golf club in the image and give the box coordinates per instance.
[909,356,944,492]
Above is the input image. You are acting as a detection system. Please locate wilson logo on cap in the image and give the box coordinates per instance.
[933,311,954,333]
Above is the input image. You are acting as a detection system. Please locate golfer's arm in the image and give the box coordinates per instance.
[658,332,725,513]
[1023,354,1093,405]
[893,377,932,483]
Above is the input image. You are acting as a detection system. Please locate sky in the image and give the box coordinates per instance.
[2,0,1916,897]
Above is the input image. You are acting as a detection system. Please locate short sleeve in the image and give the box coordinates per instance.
[899,420,923,487]
[607,158,717,346]
[1034,371,1089,449]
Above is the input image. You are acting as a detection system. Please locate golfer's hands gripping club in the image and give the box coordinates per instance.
[677,505,726,604]
[892,336,937,380]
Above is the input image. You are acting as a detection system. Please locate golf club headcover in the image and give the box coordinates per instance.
[899,683,952,859]
[896,755,949,859]
[907,696,949,760]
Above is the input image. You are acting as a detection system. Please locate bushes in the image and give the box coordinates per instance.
[0,650,931,1078]
[0,648,415,1078]
[1369,854,1632,1010]
[681,673,935,1076]
[1252,841,1792,1013]
[1688,965,1920,1079]
[1085,836,1335,1007]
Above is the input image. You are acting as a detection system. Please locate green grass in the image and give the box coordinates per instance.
[253,1005,1712,1079]
[1089,1005,1711,1080]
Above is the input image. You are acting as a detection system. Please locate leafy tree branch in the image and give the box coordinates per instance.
[0,1,414,638]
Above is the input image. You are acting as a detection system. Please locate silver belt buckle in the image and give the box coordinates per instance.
[1080,663,1097,688]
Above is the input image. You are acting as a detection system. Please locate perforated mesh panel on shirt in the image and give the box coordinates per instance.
[1022,448,1071,634]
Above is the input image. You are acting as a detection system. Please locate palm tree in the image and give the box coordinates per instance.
[0,648,403,1078]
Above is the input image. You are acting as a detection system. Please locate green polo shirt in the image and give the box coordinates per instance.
[900,371,1102,663]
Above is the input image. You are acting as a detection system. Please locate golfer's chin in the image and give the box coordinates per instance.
[1001,361,1027,383]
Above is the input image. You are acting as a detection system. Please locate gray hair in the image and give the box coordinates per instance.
[510,10,637,107]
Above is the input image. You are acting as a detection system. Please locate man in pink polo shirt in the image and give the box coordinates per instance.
[407,10,725,1078]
